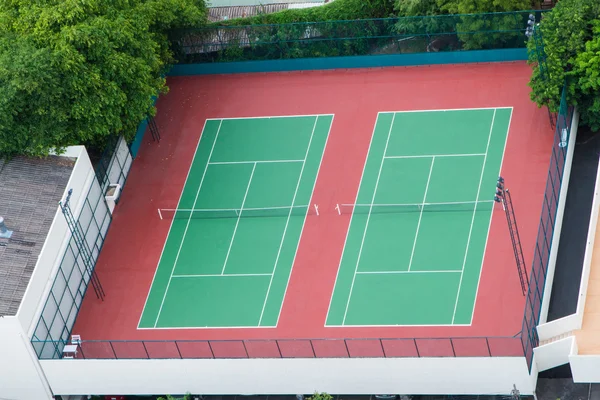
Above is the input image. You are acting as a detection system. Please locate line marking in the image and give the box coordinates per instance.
[274,114,335,327]
[384,153,485,159]
[137,119,210,329]
[205,114,334,121]
[408,157,435,271]
[379,107,511,114]
[138,325,274,330]
[208,159,304,165]
[221,162,257,275]
[324,323,470,328]
[452,108,497,324]
[172,273,272,278]
[339,200,494,208]
[469,107,513,324]
[324,113,382,326]
[153,120,223,328]
[342,113,396,325]
[258,116,319,326]
[356,270,462,274]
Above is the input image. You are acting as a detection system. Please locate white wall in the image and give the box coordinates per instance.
[536,315,579,342]
[539,109,580,324]
[42,357,535,397]
[0,317,53,400]
[17,146,96,336]
[570,355,600,383]
[533,336,574,371]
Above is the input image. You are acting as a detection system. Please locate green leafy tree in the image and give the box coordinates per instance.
[527,0,600,130]
[0,0,207,157]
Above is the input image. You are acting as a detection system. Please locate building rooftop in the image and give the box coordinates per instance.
[208,1,325,22]
[0,156,74,317]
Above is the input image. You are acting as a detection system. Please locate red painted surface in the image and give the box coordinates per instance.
[72,62,554,357]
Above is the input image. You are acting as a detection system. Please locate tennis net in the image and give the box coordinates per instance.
[336,200,495,215]
[158,204,318,220]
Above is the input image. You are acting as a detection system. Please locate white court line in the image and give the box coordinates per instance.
[407,157,435,271]
[324,323,470,328]
[384,153,485,159]
[324,114,381,326]
[341,113,396,326]
[468,107,513,325]
[341,200,494,208]
[153,120,223,328]
[356,270,462,274]
[274,114,335,327]
[205,114,334,121]
[451,108,497,324]
[208,159,304,165]
[221,163,257,275]
[137,118,209,330]
[378,107,511,114]
[138,325,274,330]
[172,273,272,278]
[257,116,319,326]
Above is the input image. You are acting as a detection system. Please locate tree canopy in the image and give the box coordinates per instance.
[395,0,533,17]
[0,0,207,157]
[528,0,600,130]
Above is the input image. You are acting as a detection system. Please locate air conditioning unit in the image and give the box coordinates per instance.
[105,183,122,214]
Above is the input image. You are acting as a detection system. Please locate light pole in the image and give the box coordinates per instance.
[525,13,555,128]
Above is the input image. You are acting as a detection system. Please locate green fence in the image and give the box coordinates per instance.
[171,10,547,64]
[520,83,574,372]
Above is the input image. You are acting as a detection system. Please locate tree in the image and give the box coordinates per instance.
[308,392,334,400]
[527,0,600,130]
[394,0,534,51]
[0,0,207,157]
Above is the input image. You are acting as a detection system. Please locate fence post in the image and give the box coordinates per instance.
[340,340,349,357]
[310,340,316,358]
[379,339,386,357]
[110,341,118,359]
[208,341,215,359]
[450,339,456,357]
[142,341,149,359]
[276,340,283,358]
[242,341,249,358]
[485,338,492,357]
[175,341,182,359]
[414,339,420,357]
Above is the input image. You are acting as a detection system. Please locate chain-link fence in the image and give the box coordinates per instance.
[170,10,546,64]
[520,83,574,371]
[30,137,132,359]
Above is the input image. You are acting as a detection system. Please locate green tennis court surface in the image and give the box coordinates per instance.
[139,115,332,328]
[326,108,512,327]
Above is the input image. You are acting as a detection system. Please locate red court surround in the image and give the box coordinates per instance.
[72,62,554,353]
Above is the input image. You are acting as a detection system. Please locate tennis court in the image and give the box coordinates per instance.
[326,108,512,327]
[139,115,332,329]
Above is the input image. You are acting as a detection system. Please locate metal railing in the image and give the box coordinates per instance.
[170,10,547,64]
[32,336,524,359]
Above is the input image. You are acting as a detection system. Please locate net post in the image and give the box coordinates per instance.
[314,204,319,216]
[335,204,341,215]
[158,208,163,220]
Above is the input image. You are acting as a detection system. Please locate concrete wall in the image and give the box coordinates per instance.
[0,317,52,400]
[17,146,96,337]
[42,357,534,397]
[539,109,580,325]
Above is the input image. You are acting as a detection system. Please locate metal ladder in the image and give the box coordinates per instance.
[60,189,105,301]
